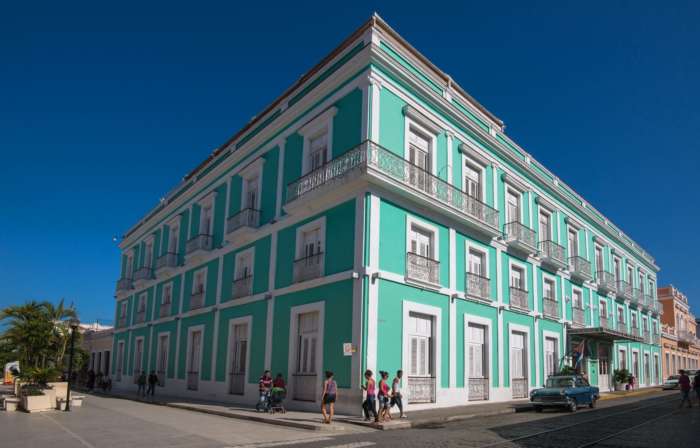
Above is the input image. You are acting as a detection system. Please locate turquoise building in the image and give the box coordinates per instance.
[112,14,662,412]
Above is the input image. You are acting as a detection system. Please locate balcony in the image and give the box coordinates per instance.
[678,329,696,344]
[406,252,440,286]
[133,267,154,286]
[572,306,585,327]
[568,256,592,283]
[116,277,133,294]
[596,271,617,295]
[630,288,643,308]
[155,252,179,276]
[465,272,490,301]
[293,252,324,283]
[543,297,560,320]
[509,286,529,312]
[186,234,213,262]
[190,291,205,310]
[225,208,261,242]
[599,316,611,330]
[232,275,253,299]
[159,302,171,318]
[284,141,500,238]
[616,280,633,301]
[616,321,628,334]
[539,240,567,271]
[134,310,146,324]
[643,294,654,310]
[503,221,537,256]
[118,316,128,327]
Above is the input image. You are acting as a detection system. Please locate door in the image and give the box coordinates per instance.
[157,335,168,386]
[308,132,328,172]
[644,354,650,386]
[408,128,431,193]
[464,162,481,200]
[294,312,319,401]
[568,230,578,259]
[187,330,202,390]
[598,345,611,392]
[229,323,248,395]
[245,176,259,210]
[632,352,640,385]
[510,331,528,398]
[407,312,435,403]
[506,190,520,224]
[116,342,124,381]
[133,338,143,383]
[539,212,550,242]
[544,337,558,378]
[467,323,488,401]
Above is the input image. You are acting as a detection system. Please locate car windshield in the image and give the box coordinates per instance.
[546,378,574,388]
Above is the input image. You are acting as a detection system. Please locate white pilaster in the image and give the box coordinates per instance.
[366,194,381,373]
[449,228,457,387]
[275,139,286,219]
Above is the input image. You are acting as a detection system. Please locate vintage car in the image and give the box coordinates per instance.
[530,374,599,412]
[662,375,680,390]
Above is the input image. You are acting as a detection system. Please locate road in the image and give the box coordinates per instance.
[2,391,698,448]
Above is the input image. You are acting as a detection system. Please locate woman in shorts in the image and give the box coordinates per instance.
[321,370,337,424]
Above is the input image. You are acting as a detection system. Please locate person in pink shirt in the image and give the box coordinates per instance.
[678,370,692,408]
[361,369,378,422]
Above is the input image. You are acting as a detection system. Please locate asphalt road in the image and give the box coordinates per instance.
[2,390,698,448]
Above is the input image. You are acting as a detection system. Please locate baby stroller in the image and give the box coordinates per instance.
[269,387,286,414]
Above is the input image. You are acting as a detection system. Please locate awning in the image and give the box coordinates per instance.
[568,326,644,343]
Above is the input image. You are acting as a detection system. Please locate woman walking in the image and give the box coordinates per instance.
[321,371,337,424]
[377,371,392,422]
[391,370,406,419]
[361,369,378,422]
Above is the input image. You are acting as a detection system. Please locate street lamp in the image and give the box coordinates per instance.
[65,317,80,412]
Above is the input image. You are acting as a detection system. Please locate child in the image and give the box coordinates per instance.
[377,371,391,422]
[321,371,337,424]
[361,369,378,422]
[391,369,406,419]
[273,373,286,389]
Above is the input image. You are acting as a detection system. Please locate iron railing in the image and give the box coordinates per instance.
[406,252,440,285]
[134,310,146,324]
[407,376,436,403]
[226,208,261,234]
[543,297,560,319]
[599,316,610,329]
[159,302,171,318]
[466,272,490,300]
[118,316,128,327]
[539,240,566,267]
[569,256,592,281]
[285,141,499,230]
[572,306,585,327]
[190,291,205,310]
[116,277,133,292]
[597,271,617,294]
[468,378,489,401]
[186,234,213,255]
[617,280,632,300]
[133,267,154,283]
[504,221,537,253]
[512,378,528,398]
[509,286,529,311]
[232,275,253,299]
[293,253,324,283]
[156,252,178,271]
[616,321,628,334]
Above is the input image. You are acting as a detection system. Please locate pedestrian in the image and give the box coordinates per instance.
[137,371,147,397]
[321,370,337,424]
[96,371,104,392]
[377,371,392,422]
[256,370,273,412]
[678,370,692,408]
[87,369,96,391]
[147,370,158,397]
[391,369,406,419]
[627,375,635,391]
[694,370,700,405]
[361,369,378,422]
[273,373,286,389]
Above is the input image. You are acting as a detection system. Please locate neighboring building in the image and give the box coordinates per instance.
[110,14,662,412]
[658,286,700,378]
[81,323,114,375]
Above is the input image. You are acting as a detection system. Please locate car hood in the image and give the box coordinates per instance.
[532,387,568,396]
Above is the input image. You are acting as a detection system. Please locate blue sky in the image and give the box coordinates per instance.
[1,1,699,324]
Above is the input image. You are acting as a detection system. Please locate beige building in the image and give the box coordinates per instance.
[658,286,700,378]
[81,323,114,375]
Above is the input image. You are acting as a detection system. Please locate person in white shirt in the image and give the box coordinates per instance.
[391,370,406,419]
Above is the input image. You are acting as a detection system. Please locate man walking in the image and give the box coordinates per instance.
[678,370,692,408]
[694,370,700,405]
[137,371,147,398]
[147,371,158,397]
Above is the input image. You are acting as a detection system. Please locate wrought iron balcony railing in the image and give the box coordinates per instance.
[539,240,566,270]
[599,316,611,330]
[631,288,643,306]
[572,306,585,327]
[285,141,500,232]
[569,256,592,282]
[293,252,324,283]
[190,291,205,310]
[616,321,627,334]
[509,286,529,311]
[543,297,560,319]
[406,252,440,285]
[118,316,128,327]
[226,208,261,235]
[616,280,633,300]
[466,272,490,300]
[504,221,537,254]
[596,271,617,295]
[159,302,171,318]
[133,267,154,283]
[232,275,253,299]
[186,234,213,255]
[134,310,146,324]
[156,252,178,272]
[116,277,133,293]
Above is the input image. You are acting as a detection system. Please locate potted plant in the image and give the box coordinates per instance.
[18,367,60,412]
[613,368,630,391]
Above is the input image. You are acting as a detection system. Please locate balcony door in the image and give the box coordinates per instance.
[407,312,435,403]
[187,330,202,391]
[464,162,481,200]
[544,337,558,378]
[229,323,248,395]
[408,128,431,192]
[294,312,319,401]
[568,229,578,259]
[409,225,433,260]
[595,246,604,273]
[539,212,551,242]
[200,204,213,237]
[467,323,488,401]
[506,190,520,224]
[510,331,528,398]
[598,345,611,392]
[243,176,259,211]
[308,131,328,172]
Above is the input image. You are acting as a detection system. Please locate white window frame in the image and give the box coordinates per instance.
[192,267,208,295]
[143,236,155,269]
[185,324,205,383]
[239,158,265,211]
[119,300,128,319]
[225,315,253,394]
[465,240,490,278]
[505,186,524,225]
[571,285,584,309]
[461,153,488,201]
[156,331,170,378]
[599,299,608,318]
[137,292,147,314]
[234,247,255,281]
[287,301,325,403]
[508,259,528,291]
[196,192,216,237]
[166,215,181,255]
[126,250,135,278]
[594,243,604,273]
[464,314,493,398]
[542,330,561,378]
[133,336,145,375]
[402,301,442,387]
[508,323,531,386]
[403,111,440,176]
[162,282,174,305]
[299,107,337,175]
[406,216,440,262]
[542,272,557,301]
[613,256,622,282]
[538,207,553,242]
[294,217,326,260]
[618,348,627,370]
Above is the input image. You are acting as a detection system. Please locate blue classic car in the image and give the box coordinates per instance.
[530,374,600,412]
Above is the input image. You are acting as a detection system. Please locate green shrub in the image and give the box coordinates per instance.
[18,367,61,387]
[613,368,630,384]
[20,384,46,396]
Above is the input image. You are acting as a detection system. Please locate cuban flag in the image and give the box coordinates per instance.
[573,340,586,369]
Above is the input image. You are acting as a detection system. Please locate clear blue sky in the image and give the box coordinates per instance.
[1,1,699,324]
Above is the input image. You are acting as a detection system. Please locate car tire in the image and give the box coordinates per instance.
[589,397,597,408]
[568,400,577,412]
[535,406,543,413]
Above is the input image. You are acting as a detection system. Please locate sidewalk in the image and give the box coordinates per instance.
[86,386,668,432]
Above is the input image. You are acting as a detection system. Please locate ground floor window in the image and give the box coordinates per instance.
[510,331,528,398]
[229,323,248,395]
[467,323,488,401]
[544,337,558,378]
[407,312,435,403]
[293,311,319,402]
[187,330,202,391]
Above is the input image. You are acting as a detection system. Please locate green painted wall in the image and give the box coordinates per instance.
[220,235,272,302]
[148,320,178,378]
[182,258,219,312]
[332,88,363,157]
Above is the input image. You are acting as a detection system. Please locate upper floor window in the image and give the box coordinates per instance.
[162,283,172,305]
[169,222,179,254]
[568,228,579,258]
[119,301,128,318]
[409,224,435,260]
[468,248,485,276]
[126,252,135,278]
[234,249,254,280]
[627,264,634,285]
[595,244,604,272]
[137,293,147,313]
[638,272,645,292]
[510,265,525,290]
[539,210,552,241]
[648,280,654,297]
[464,161,482,200]
[193,269,206,295]
[613,257,622,282]
[599,300,608,317]
[631,312,638,329]
[309,132,328,171]
[506,189,521,224]
[572,289,583,309]
[200,203,213,236]
[144,238,154,268]
[617,306,625,323]
[299,107,336,175]
[293,218,326,283]
[543,277,555,300]
[239,158,264,212]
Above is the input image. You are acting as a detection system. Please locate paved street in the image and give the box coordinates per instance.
[2,391,699,448]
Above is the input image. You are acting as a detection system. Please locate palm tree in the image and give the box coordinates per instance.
[44,299,78,367]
